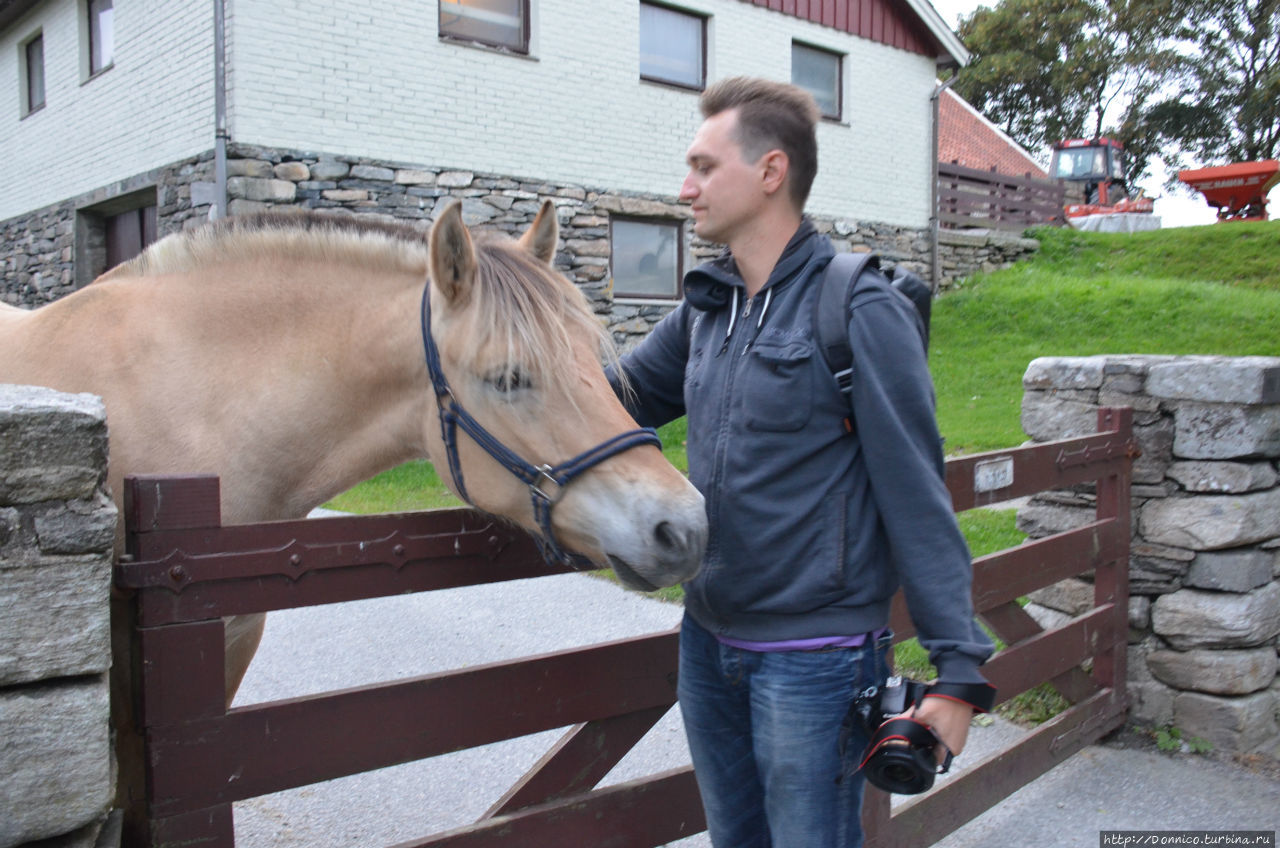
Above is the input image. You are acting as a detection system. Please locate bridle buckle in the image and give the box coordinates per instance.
[531,465,563,503]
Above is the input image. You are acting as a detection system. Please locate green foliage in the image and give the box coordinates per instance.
[952,0,1279,183]
[1166,0,1280,168]
[1153,725,1214,754]
[953,0,1196,179]
[932,223,1280,454]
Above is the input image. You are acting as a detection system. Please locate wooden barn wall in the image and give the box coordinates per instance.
[740,0,937,57]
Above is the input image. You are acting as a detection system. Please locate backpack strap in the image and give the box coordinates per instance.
[815,252,880,405]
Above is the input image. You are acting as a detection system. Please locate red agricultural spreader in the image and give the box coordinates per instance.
[1178,160,1280,222]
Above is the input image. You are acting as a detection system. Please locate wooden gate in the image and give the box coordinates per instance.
[863,406,1134,845]
[113,408,1133,847]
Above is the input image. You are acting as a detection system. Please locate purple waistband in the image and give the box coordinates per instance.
[716,627,888,653]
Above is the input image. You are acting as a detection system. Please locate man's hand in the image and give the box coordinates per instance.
[909,696,975,765]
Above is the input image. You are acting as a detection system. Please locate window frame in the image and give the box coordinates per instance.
[638,1,707,92]
[83,0,114,79]
[19,30,45,117]
[791,40,843,122]
[438,0,531,55]
[610,216,685,302]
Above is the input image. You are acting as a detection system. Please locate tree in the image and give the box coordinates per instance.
[1163,0,1280,169]
[952,0,1200,185]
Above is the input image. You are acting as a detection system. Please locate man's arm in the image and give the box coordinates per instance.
[846,285,995,754]
[606,301,694,429]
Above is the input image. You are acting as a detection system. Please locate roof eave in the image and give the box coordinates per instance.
[0,0,43,33]
[901,0,971,68]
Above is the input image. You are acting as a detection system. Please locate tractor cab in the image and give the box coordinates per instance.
[1050,138,1153,217]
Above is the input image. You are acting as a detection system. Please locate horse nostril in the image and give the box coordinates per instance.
[654,520,681,551]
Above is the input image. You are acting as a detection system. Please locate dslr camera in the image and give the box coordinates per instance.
[841,676,950,795]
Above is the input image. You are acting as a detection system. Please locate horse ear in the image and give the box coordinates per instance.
[519,199,559,265]
[429,202,477,306]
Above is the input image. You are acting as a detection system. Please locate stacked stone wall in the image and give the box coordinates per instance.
[936,228,1041,290]
[1020,355,1280,755]
[0,384,117,847]
[3,145,993,352]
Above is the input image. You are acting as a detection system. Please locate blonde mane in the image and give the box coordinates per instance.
[102,211,618,399]
[101,212,433,282]
[455,232,620,403]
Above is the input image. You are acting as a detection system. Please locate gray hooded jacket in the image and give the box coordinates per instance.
[611,221,992,685]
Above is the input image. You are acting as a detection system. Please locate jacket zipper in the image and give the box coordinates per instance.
[699,289,756,629]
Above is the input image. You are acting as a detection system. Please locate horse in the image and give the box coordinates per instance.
[0,200,707,704]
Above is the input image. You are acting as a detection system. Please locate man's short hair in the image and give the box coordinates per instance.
[700,76,820,210]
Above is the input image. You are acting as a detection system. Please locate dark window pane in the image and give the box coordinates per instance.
[25,35,45,112]
[439,0,528,52]
[792,43,841,119]
[89,0,114,74]
[640,3,703,88]
[612,219,681,299]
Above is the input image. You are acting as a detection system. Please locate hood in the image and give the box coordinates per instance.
[683,219,830,312]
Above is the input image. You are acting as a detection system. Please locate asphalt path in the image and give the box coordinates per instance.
[233,565,1279,847]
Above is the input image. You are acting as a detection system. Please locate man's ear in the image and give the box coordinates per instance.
[759,149,790,197]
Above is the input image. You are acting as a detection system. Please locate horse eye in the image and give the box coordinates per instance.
[488,368,530,394]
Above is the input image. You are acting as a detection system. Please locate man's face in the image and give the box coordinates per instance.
[680,109,767,245]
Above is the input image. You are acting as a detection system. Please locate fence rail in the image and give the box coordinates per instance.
[114,408,1134,848]
[938,161,1067,231]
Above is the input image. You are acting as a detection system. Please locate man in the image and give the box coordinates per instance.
[609,76,993,847]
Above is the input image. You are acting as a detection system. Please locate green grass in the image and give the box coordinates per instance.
[324,459,460,513]
[932,222,1280,454]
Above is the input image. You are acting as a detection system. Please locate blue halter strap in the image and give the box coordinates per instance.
[419,285,661,569]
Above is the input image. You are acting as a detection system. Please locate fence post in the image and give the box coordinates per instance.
[1090,407,1133,711]
[117,475,233,848]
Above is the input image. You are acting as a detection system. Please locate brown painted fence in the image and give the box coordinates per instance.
[938,161,1068,231]
[113,408,1133,847]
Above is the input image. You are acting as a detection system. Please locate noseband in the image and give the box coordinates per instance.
[420,285,661,569]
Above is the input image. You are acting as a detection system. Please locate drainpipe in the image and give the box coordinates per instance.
[212,0,228,219]
[929,76,956,295]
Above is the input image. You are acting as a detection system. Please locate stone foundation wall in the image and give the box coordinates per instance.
[0,154,216,306]
[0,384,117,848]
[1020,355,1280,755]
[936,228,1041,290]
[2,147,1036,351]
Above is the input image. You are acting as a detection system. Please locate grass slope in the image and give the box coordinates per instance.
[932,221,1280,454]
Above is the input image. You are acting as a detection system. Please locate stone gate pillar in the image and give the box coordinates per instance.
[1019,355,1280,755]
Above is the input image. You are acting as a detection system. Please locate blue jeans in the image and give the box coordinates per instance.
[678,612,891,848]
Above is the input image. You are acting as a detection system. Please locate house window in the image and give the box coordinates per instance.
[611,218,682,299]
[792,42,842,120]
[20,32,45,116]
[439,0,529,53]
[639,2,705,90]
[88,0,114,75]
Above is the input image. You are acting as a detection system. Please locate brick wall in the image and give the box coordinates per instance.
[3,0,939,228]
[0,0,213,222]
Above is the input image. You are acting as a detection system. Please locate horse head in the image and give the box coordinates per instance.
[423,201,706,591]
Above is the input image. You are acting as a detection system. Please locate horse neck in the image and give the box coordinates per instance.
[173,258,435,521]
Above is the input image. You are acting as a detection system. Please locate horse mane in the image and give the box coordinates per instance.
[101,211,433,283]
[102,210,620,399]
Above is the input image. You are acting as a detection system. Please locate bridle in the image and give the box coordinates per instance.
[420,285,661,569]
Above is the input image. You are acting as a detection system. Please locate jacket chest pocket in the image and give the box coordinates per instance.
[743,338,813,432]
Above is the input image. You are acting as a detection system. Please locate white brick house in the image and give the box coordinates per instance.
[1,0,967,339]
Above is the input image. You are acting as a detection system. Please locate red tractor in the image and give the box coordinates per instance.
[1049,138,1155,219]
